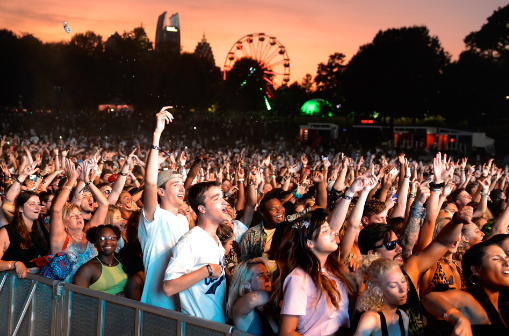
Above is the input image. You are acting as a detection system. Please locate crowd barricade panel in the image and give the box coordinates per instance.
[0,271,255,336]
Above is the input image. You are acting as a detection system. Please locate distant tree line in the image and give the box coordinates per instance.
[1,5,509,126]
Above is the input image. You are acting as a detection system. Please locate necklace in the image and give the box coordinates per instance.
[68,230,84,242]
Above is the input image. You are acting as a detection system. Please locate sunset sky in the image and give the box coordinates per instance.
[1,0,506,83]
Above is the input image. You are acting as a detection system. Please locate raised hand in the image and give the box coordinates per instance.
[155,106,174,134]
[348,176,367,194]
[415,180,431,205]
[433,152,454,183]
[64,159,77,182]
[301,154,308,166]
[479,178,490,192]
[455,206,473,223]
[443,182,455,197]
[310,171,324,183]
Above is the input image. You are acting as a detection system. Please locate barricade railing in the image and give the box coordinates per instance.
[0,271,254,336]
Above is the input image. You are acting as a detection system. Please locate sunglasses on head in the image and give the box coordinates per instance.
[374,239,400,251]
[98,236,117,242]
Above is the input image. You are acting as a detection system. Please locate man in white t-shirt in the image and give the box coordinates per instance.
[139,107,188,310]
[163,181,229,323]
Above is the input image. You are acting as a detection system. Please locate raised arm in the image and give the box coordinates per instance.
[472,179,490,218]
[85,161,109,230]
[339,178,377,262]
[404,206,472,285]
[144,107,174,222]
[50,159,77,253]
[329,176,368,233]
[239,174,256,227]
[391,157,410,218]
[108,149,136,204]
[400,182,429,258]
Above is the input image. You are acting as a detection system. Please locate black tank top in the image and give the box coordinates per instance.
[0,224,49,268]
[378,310,405,336]
[400,269,425,336]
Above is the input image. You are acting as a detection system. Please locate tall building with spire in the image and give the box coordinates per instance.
[194,33,215,65]
[155,12,180,53]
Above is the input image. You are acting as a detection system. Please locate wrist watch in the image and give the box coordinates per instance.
[205,264,213,278]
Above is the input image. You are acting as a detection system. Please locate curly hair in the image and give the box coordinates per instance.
[357,257,403,312]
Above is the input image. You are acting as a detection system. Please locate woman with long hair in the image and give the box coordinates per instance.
[273,209,356,336]
[49,159,106,282]
[226,258,276,335]
[119,210,145,301]
[422,240,509,334]
[354,257,409,336]
[0,191,49,278]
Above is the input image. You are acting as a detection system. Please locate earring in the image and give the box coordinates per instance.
[470,273,478,286]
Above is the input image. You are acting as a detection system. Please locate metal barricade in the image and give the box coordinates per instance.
[0,271,255,336]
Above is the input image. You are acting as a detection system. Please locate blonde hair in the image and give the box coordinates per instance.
[357,257,402,312]
[104,204,120,225]
[62,203,81,224]
[226,258,266,320]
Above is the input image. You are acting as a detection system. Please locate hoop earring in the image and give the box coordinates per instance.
[470,273,478,286]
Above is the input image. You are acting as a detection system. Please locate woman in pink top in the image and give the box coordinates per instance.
[271,209,356,336]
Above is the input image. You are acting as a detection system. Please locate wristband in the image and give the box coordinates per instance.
[408,191,416,197]
[237,178,245,182]
[429,182,445,189]
[205,264,213,278]
[292,191,303,199]
[151,145,160,150]
[443,308,460,321]
[133,179,139,184]
[119,172,128,177]
[404,175,410,179]
[63,186,72,191]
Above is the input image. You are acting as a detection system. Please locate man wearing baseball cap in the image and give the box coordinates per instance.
[138,107,189,311]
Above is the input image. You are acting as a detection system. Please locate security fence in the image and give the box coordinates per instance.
[0,271,253,336]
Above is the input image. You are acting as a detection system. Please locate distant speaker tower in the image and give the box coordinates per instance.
[155,12,180,53]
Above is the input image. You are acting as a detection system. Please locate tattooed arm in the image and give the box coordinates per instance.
[400,182,430,258]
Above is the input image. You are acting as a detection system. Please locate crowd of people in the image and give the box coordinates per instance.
[1,106,509,336]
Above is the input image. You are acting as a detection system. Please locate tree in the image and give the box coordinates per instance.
[301,73,314,93]
[314,53,346,102]
[464,5,509,58]
[70,31,103,56]
[342,26,450,124]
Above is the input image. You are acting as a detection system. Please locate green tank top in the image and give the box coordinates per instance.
[89,257,128,295]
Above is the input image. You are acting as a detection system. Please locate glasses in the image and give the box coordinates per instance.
[374,239,400,251]
[98,236,117,242]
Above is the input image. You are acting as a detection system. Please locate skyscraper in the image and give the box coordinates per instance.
[194,33,215,65]
[155,12,180,53]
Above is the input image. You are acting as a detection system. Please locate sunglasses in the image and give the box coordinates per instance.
[374,239,400,251]
[98,236,117,242]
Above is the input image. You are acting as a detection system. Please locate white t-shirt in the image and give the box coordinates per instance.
[139,205,189,310]
[281,267,349,336]
[233,219,248,243]
[164,226,226,323]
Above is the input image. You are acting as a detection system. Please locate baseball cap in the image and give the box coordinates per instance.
[157,170,182,188]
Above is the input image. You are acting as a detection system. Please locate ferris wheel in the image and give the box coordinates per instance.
[223,33,290,91]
